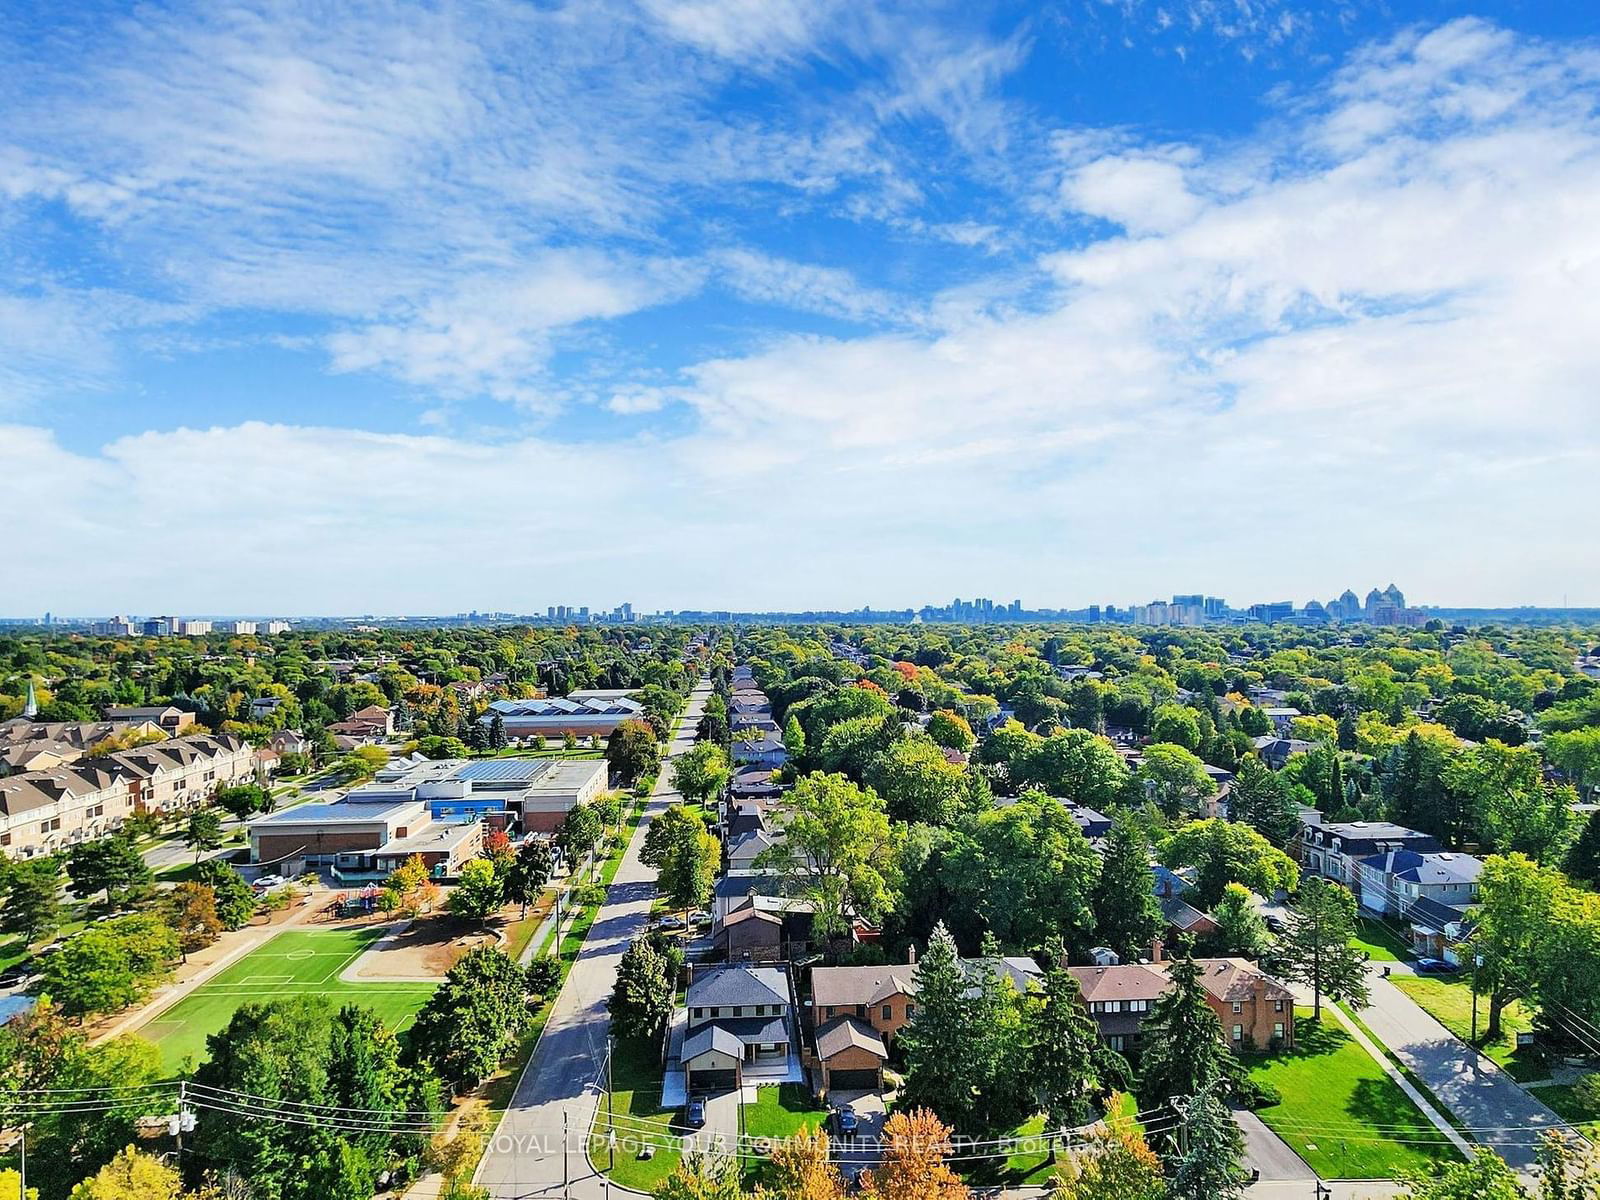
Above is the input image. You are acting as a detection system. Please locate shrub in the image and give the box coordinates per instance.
[1234,1076,1281,1110]
[525,957,561,997]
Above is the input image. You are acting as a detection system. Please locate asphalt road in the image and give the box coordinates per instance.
[1355,968,1570,1172]
[475,680,712,1199]
[1232,1106,1315,1182]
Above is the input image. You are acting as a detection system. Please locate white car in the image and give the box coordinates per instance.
[251,874,286,891]
[689,910,713,928]
[655,915,686,931]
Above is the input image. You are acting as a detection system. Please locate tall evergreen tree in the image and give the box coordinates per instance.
[1279,877,1369,1022]
[899,923,1030,1137]
[1226,757,1300,847]
[1026,950,1102,1159]
[1169,1081,1245,1200]
[1135,941,1237,1160]
[1091,812,1163,961]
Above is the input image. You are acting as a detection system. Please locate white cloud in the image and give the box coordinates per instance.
[5,15,1600,609]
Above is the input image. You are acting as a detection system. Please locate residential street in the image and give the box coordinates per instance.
[475,679,711,1199]
[1353,968,1571,1172]
[1232,1107,1315,1183]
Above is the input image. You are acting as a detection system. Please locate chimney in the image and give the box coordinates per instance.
[1150,939,1164,964]
[907,944,917,966]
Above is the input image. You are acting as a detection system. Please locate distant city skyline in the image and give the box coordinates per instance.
[2,4,1598,610]
[11,583,1600,628]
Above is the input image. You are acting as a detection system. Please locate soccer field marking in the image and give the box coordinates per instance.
[245,974,295,985]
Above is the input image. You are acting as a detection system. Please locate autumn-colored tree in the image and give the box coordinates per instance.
[859,1110,970,1200]
[755,1127,847,1200]
[166,882,222,960]
[1049,1124,1165,1200]
[68,1146,184,1200]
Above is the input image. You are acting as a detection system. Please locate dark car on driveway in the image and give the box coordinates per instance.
[686,1098,706,1128]
[832,1106,858,1138]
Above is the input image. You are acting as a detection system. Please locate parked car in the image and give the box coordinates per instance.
[1414,957,1459,974]
[656,915,686,931]
[689,910,713,929]
[686,1098,706,1128]
[251,874,286,892]
[832,1106,858,1138]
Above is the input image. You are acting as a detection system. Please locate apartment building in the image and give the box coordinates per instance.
[0,733,254,857]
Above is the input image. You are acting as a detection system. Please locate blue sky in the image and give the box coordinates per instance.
[2,0,1598,615]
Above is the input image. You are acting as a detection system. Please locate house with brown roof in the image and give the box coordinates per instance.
[1068,952,1294,1054]
[806,964,919,1096]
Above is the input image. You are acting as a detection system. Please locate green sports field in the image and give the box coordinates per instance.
[141,927,438,1074]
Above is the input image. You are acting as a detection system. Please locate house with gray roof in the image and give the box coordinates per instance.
[1357,849,1482,919]
[681,964,796,1093]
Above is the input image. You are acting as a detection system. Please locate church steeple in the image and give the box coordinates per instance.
[23,678,38,719]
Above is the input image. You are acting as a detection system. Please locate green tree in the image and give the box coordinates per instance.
[1225,757,1299,846]
[963,791,1101,953]
[67,1145,184,1200]
[215,783,271,821]
[867,735,965,825]
[39,913,179,1017]
[1169,1083,1245,1200]
[1547,729,1600,795]
[606,719,660,786]
[671,741,731,806]
[1023,729,1131,810]
[653,1153,744,1200]
[196,996,441,1200]
[184,808,224,863]
[65,835,154,909]
[557,802,605,871]
[1398,1148,1530,1200]
[406,947,530,1087]
[1135,943,1237,1160]
[1210,883,1271,959]
[1279,877,1369,1021]
[757,773,893,940]
[0,855,63,944]
[642,805,706,870]
[1446,742,1574,862]
[1150,704,1203,752]
[609,937,674,1041]
[658,824,719,920]
[926,710,975,754]
[1475,854,1563,1041]
[1026,953,1102,1157]
[447,858,504,924]
[1136,744,1216,819]
[1090,811,1163,961]
[1161,819,1299,910]
[898,923,1029,1137]
[782,713,807,761]
[506,838,554,916]
[197,859,258,929]
[1566,809,1600,887]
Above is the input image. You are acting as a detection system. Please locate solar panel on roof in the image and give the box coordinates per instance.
[455,759,547,782]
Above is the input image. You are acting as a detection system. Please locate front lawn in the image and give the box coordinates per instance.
[1352,918,1415,962]
[599,1035,684,1193]
[1390,974,1544,1080]
[1527,1082,1600,1138]
[743,1084,826,1140]
[1246,1013,1459,1179]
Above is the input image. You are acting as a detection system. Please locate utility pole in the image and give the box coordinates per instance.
[606,1035,616,1172]
[1471,953,1485,1043]
[563,1109,570,1197]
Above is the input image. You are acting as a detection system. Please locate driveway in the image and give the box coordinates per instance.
[1232,1106,1314,1182]
[1355,967,1571,1171]
[474,682,712,1199]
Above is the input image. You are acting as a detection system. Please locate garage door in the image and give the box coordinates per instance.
[828,1069,880,1091]
[688,1068,738,1094]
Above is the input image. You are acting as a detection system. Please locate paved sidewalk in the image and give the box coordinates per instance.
[1354,968,1570,1171]
[475,682,711,1200]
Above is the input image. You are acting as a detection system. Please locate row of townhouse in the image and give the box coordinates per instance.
[1299,813,1483,962]
[0,733,255,858]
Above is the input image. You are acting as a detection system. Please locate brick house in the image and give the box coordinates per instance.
[1068,953,1295,1055]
